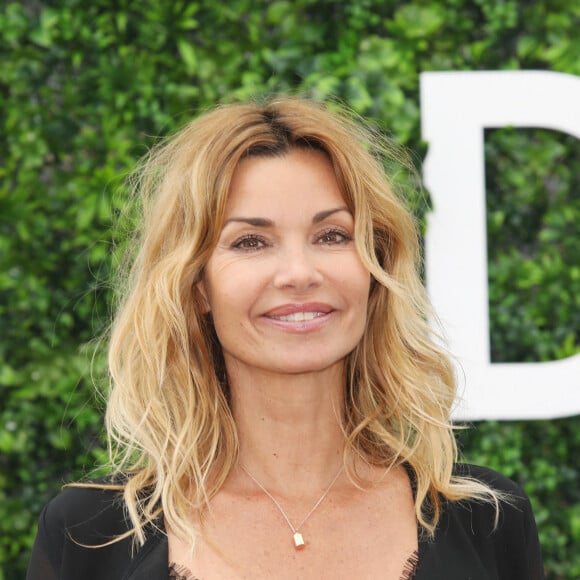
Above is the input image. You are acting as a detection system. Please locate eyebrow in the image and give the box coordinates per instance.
[223,207,351,228]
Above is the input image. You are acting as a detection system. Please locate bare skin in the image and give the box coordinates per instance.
[167,368,418,580]
[167,151,418,578]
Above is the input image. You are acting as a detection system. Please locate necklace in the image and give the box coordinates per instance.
[240,463,344,550]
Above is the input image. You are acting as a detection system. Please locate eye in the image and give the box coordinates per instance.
[316,228,352,245]
[231,235,268,251]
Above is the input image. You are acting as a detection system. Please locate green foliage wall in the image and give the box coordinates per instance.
[1,1,579,577]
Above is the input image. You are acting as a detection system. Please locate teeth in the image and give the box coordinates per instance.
[272,312,325,322]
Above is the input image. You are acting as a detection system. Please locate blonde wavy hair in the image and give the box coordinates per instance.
[100,96,497,548]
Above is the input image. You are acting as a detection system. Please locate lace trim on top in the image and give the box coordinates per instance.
[401,549,419,579]
[168,562,199,580]
[168,549,419,579]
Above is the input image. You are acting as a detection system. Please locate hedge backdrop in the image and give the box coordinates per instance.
[1,1,579,578]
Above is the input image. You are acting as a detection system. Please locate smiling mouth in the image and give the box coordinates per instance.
[267,311,328,322]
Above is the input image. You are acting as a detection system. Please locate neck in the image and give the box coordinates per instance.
[228,361,347,494]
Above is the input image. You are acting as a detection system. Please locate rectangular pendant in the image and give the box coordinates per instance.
[293,532,305,549]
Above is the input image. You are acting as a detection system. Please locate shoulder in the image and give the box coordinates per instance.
[448,463,536,532]
[435,463,544,578]
[453,463,526,494]
[42,478,130,542]
[27,477,145,580]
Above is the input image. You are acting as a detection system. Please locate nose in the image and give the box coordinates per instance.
[272,243,324,291]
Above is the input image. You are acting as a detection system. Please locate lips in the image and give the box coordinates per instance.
[263,303,334,319]
[261,303,335,334]
[268,311,326,322]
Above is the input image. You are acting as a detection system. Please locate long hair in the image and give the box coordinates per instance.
[103,97,497,547]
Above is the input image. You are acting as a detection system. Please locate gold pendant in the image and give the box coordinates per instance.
[293,532,305,550]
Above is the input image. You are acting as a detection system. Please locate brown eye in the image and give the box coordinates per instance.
[317,229,351,245]
[232,235,267,251]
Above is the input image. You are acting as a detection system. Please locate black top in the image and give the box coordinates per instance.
[27,464,545,579]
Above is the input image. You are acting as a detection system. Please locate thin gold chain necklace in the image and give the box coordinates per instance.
[240,463,344,550]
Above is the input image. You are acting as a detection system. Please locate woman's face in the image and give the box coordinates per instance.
[199,148,371,379]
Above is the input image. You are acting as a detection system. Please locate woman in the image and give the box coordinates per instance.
[27,97,544,579]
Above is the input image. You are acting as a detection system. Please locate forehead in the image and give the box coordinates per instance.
[224,148,346,218]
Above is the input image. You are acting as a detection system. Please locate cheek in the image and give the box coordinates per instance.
[200,260,238,313]
[350,273,372,334]
[347,263,372,303]
[205,275,262,332]
[335,268,370,321]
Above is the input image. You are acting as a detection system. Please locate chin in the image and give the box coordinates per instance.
[268,355,347,376]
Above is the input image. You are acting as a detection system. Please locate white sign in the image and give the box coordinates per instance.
[420,71,580,420]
